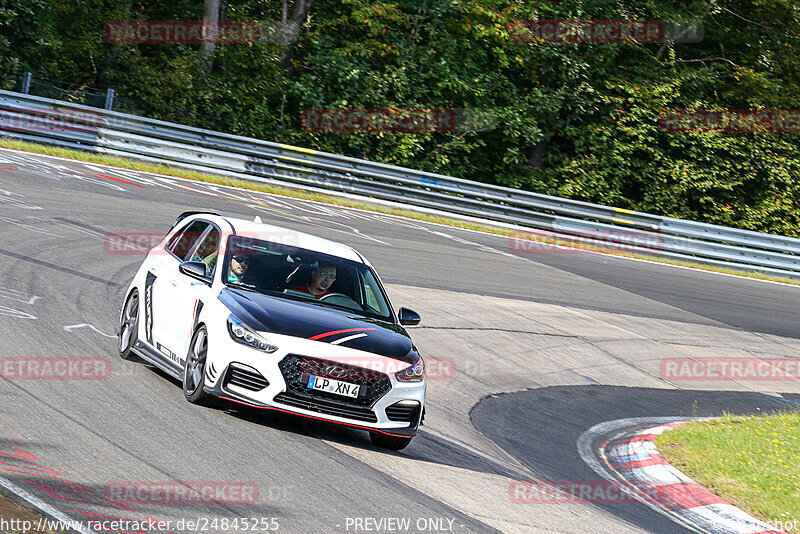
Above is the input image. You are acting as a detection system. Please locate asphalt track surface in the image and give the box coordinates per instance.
[0,148,798,534]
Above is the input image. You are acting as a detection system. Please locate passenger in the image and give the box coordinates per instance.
[227,254,250,284]
[292,261,336,299]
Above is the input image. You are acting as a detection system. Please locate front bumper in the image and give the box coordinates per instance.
[203,356,424,438]
[205,381,420,438]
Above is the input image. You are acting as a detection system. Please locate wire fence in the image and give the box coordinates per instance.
[10,72,138,113]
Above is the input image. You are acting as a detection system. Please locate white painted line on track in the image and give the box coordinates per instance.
[0,188,42,210]
[0,474,94,534]
[0,305,37,320]
[0,287,41,305]
[0,217,61,237]
[63,323,116,338]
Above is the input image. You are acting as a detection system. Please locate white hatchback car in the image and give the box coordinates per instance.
[118,211,425,450]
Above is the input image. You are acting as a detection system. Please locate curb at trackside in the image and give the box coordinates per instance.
[603,422,785,534]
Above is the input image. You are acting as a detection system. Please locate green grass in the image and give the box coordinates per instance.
[655,412,800,525]
[2,136,798,287]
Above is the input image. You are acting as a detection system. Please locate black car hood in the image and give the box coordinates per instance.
[218,288,418,364]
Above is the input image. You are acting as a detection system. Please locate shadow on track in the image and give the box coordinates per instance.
[128,358,522,481]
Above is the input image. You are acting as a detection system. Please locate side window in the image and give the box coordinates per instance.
[190,228,221,277]
[166,230,183,252]
[167,221,209,261]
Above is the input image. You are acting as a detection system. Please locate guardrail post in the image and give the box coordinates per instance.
[104,88,115,110]
[20,72,32,94]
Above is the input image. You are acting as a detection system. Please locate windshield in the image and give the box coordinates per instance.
[221,235,393,321]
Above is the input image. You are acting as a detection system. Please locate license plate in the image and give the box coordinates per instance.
[307,375,360,398]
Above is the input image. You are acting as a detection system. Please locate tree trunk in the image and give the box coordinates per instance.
[202,0,221,73]
[282,0,289,45]
[279,0,313,68]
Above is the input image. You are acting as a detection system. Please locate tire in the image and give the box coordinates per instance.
[370,431,413,451]
[118,291,139,360]
[183,326,212,405]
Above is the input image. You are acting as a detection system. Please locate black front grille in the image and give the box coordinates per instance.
[223,363,269,392]
[278,354,391,407]
[385,402,421,423]
[273,392,378,422]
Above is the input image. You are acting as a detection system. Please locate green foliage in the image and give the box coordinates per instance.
[0,0,54,87]
[655,413,800,523]
[2,0,800,235]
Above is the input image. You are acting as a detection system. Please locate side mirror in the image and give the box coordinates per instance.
[398,307,421,326]
[179,261,211,283]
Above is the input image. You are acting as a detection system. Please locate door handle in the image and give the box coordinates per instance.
[170,279,178,286]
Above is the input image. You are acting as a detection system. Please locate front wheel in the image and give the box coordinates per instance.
[183,326,212,405]
[370,431,413,451]
[118,291,139,360]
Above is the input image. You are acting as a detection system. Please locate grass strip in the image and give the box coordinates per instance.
[1,136,798,286]
[655,412,800,526]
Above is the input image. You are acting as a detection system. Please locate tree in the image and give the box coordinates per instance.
[202,0,222,72]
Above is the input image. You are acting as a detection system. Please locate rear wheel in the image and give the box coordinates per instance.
[183,326,212,405]
[118,291,139,360]
[370,431,413,451]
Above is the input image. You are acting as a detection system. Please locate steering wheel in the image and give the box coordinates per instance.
[318,292,359,307]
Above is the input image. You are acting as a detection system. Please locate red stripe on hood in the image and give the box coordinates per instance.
[309,328,377,341]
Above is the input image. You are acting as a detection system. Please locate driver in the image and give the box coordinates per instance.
[227,254,250,284]
[292,261,336,299]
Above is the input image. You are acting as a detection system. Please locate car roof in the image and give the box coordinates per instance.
[199,214,365,263]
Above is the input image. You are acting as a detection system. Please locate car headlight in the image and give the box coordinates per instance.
[227,314,278,353]
[395,357,425,382]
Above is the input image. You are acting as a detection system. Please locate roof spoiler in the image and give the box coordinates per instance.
[171,210,221,229]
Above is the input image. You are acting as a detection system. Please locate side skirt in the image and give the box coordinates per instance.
[132,340,183,380]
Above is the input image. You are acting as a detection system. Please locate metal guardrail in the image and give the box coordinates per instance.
[3,89,800,281]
